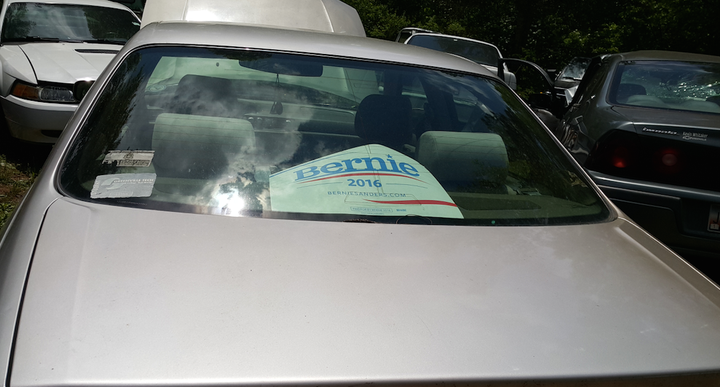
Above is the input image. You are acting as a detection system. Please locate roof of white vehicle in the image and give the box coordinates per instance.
[122,22,497,78]
[4,0,133,10]
[140,0,365,37]
[408,32,504,56]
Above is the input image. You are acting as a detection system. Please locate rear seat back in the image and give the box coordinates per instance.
[355,95,412,149]
[172,74,244,118]
[416,131,508,192]
[152,113,255,179]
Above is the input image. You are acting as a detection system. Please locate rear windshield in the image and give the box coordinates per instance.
[557,57,591,81]
[406,35,500,68]
[60,46,610,226]
[610,60,720,114]
[1,2,139,44]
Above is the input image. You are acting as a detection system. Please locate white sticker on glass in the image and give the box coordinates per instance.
[102,150,155,168]
[91,173,156,199]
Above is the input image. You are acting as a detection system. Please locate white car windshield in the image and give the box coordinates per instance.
[60,46,609,225]
[1,2,139,44]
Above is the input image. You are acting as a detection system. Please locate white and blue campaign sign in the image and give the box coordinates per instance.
[269,145,463,218]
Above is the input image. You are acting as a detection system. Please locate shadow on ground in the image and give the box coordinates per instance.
[0,124,53,173]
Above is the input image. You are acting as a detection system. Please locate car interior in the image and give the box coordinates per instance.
[61,48,608,223]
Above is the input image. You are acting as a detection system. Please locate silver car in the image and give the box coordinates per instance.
[2,19,720,387]
[0,0,140,143]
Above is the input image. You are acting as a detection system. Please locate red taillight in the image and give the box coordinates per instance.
[661,152,678,166]
[611,146,631,168]
[586,129,717,192]
[654,148,681,174]
[585,131,640,175]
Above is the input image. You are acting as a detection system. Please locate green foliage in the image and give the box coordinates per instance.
[342,0,718,71]
[342,0,411,40]
[0,155,36,229]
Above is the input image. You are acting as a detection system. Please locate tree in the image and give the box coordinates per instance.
[342,0,719,71]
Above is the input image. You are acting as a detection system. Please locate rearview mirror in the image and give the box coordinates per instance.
[239,57,323,77]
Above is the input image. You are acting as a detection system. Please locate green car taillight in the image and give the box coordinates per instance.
[585,130,718,192]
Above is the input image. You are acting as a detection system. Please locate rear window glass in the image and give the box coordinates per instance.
[610,60,720,114]
[59,46,610,226]
[406,35,500,67]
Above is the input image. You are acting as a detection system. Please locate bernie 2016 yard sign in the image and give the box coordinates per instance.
[270,144,462,218]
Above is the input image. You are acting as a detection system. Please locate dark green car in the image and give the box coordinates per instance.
[555,50,720,259]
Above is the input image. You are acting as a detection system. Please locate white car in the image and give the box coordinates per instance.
[397,28,518,90]
[0,0,140,143]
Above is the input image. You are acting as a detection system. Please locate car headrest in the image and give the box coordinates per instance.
[172,75,242,117]
[681,100,720,113]
[625,95,668,108]
[152,113,255,179]
[355,94,412,148]
[416,131,508,191]
[615,83,647,103]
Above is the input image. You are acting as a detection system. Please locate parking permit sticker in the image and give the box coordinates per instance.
[269,145,463,218]
[709,205,720,233]
[103,150,154,168]
[91,173,156,199]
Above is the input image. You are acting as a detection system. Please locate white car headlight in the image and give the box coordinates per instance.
[11,81,76,103]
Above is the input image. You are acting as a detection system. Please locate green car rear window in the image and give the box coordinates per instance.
[610,60,720,114]
[60,46,610,226]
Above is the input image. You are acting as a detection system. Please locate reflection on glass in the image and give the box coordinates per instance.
[1,2,139,44]
[611,60,720,114]
[406,35,501,68]
[60,46,610,226]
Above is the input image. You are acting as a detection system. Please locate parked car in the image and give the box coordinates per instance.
[394,26,433,43]
[3,10,720,387]
[554,56,591,107]
[397,28,517,90]
[555,50,720,259]
[0,0,140,143]
[109,0,144,16]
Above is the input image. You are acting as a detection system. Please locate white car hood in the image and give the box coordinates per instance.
[10,198,720,385]
[18,43,121,84]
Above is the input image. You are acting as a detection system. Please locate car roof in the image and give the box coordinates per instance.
[5,0,134,10]
[123,22,497,77]
[140,0,365,37]
[607,50,720,63]
[406,32,503,55]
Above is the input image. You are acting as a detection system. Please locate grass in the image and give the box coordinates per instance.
[0,154,37,229]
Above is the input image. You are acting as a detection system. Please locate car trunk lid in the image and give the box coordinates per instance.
[10,198,720,385]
